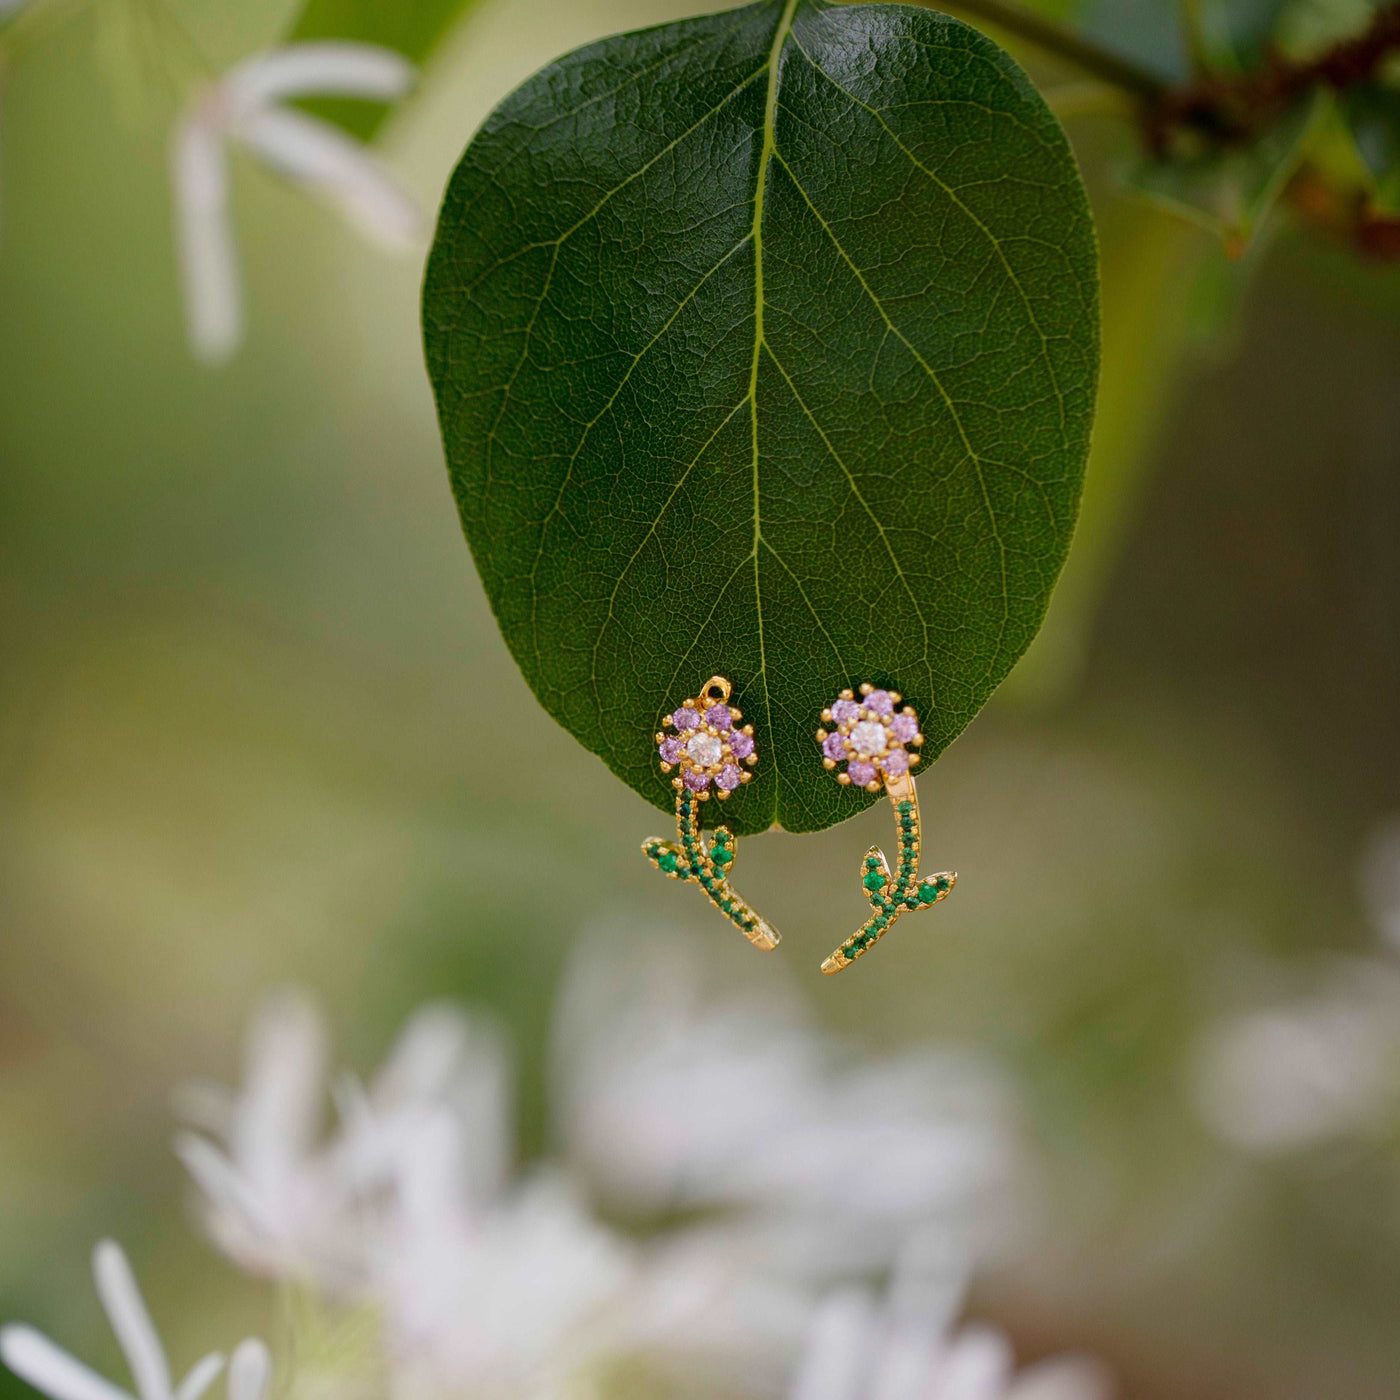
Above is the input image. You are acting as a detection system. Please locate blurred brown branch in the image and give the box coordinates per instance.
[1147,0,1400,153]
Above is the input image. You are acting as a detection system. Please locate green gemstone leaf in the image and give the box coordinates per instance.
[423,0,1099,835]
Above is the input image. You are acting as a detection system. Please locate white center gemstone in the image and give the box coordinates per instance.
[687,732,723,767]
[850,720,887,756]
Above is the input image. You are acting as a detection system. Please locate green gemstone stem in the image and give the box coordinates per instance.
[643,792,779,950]
[821,785,955,974]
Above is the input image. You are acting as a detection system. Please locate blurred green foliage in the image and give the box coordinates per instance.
[2,0,1400,1398]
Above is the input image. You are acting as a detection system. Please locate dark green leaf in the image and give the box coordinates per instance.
[423,0,1099,835]
[287,0,480,138]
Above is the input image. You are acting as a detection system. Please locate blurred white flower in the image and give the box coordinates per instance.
[790,1236,1112,1400]
[174,991,509,1292]
[1193,959,1400,1152]
[0,1241,265,1400]
[552,936,1015,1274]
[171,41,421,363]
[174,992,753,1399]
[173,949,1086,1400]
[174,987,355,1287]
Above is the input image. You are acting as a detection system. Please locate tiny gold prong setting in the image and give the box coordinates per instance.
[815,684,954,975]
[642,675,779,952]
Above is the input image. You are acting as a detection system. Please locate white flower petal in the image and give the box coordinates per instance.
[371,1004,475,1108]
[170,114,240,363]
[389,1108,471,1233]
[789,1290,876,1400]
[173,1133,267,1231]
[234,107,421,250]
[236,990,328,1195]
[867,1324,941,1400]
[92,1243,172,1400]
[335,1008,511,1204]
[225,1341,270,1400]
[174,1355,223,1400]
[0,1327,134,1400]
[928,1325,1013,1400]
[224,43,414,114]
[885,1228,967,1343]
[1005,1356,1114,1400]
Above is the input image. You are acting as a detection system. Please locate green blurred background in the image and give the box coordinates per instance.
[3,0,1400,1396]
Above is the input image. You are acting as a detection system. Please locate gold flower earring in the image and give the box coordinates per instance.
[815,684,956,973]
[642,676,779,951]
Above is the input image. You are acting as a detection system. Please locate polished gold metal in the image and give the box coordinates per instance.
[643,675,779,951]
[816,683,955,974]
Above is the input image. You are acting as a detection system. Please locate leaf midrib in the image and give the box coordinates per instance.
[749,0,803,815]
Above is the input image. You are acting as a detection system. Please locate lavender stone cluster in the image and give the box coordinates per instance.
[815,685,924,792]
[655,685,758,799]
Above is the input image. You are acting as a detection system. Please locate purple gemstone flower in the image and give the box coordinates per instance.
[659,680,757,801]
[817,685,922,794]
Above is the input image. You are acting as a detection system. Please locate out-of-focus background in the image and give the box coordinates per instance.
[3,1,1400,1397]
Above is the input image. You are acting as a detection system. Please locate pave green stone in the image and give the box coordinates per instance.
[917,882,939,904]
[862,870,885,891]
[658,850,679,873]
